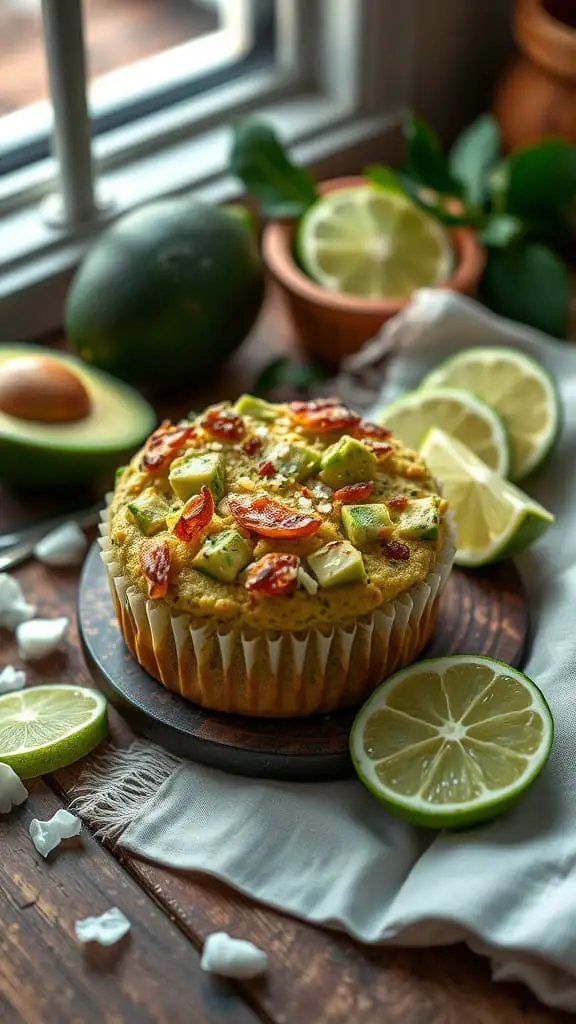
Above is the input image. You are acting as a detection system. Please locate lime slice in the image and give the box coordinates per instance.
[0,684,108,778]
[297,185,453,299]
[377,387,510,475]
[421,347,560,481]
[350,655,553,829]
[420,427,554,566]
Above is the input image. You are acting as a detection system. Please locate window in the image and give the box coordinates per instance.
[0,1,413,338]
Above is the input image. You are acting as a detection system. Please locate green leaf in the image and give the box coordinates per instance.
[504,140,576,242]
[449,114,500,206]
[365,164,406,196]
[480,214,523,247]
[229,118,318,219]
[252,357,328,397]
[480,241,570,338]
[403,113,463,196]
[396,174,484,227]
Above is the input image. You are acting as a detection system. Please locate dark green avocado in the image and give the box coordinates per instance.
[0,344,156,486]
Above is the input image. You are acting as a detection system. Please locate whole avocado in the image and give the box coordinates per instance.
[65,198,265,392]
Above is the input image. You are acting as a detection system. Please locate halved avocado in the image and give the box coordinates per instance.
[0,344,156,486]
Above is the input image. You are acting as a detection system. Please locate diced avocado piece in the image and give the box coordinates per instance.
[168,451,225,502]
[191,529,252,583]
[319,435,377,488]
[268,442,321,481]
[308,541,367,588]
[395,496,441,540]
[235,394,278,421]
[127,489,169,536]
[341,503,393,545]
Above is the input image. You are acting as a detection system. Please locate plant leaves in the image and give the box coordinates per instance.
[403,113,463,197]
[480,214,523,247]
[480,241,570,338]
[449,114,500,206]
[365,164,406,196]
[252,357,328,397]
[396,174,484,227]
[230,118,318,219]
[504,140,576,243]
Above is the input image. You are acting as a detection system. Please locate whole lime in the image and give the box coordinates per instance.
[65,199,265,392]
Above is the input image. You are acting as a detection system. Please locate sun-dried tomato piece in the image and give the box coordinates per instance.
[140,539,171,599]
[257,460,276,477]
[228,495,322,538]
[381,540,410,561]
[201,406,245,441]
[242,436,262,456]
[332,481,374,504]
[289,398,361,434]
[245,553,300,596]
[355,421,392,440]
[172,485,214,542]
[141,420,197,472]
[363,440,393,459]
[387,494,409,510]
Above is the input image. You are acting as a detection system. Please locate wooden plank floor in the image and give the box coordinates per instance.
[0,0,217,115]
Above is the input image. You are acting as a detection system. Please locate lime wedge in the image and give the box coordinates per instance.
[421,347,560,481]
[377,387,510,475]
[297,185,453,299]
[350,655,553,829]
[0,684,108,778]
[420,427,554,566]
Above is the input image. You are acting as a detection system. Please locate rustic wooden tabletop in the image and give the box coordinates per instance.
[0,296,567,1024]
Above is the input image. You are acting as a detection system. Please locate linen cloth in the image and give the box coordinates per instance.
[74,291,576,1012]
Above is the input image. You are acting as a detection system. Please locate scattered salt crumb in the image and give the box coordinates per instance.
[0,763,28,814]
[0,574,35,631]
[0,665,26,693]
[317,502,333,514]
[75,907,131,947]
[34,521,87,567]
[201,932,268,979]
[254,426,268,439]
[29,809,82,857]
[16,617,69,661]
[311,481,332,499]
[236,477,255,492]
[297,566,318,595]
[207,442,223,452]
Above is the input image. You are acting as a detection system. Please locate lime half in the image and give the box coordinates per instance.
[0,685,108,778]
[350,655,553,829]
[297,185,453,299]
[421,347,561,481]
[377,386,510,475]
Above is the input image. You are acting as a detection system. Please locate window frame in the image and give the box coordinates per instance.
[0,0,413,338]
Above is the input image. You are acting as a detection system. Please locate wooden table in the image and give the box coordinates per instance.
[0,297,567,1024]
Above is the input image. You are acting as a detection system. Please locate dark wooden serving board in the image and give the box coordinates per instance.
[78,542,528,781]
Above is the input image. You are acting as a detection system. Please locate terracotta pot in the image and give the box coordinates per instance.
[494,0,576,150]
[262,176,485,365]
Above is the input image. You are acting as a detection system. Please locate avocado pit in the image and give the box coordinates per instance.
[0,355,91,423]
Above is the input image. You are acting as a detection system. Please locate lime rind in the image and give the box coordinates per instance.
[420,427,554,567]
[420,346,561,482]
[377,386,511,477]
[350,655,554,829]
[0,684,108,779]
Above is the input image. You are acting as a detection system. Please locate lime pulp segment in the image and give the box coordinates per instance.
[421,347,560,481]
[297,185,453,299]
[0,684,108,778]
[350,655,553,829]
[420,427,554,566]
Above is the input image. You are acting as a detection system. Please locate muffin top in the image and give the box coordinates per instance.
[109,395,448,631]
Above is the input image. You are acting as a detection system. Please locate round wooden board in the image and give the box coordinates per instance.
[78,543,528,781]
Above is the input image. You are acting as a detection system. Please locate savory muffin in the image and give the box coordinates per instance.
[100,395,454,716]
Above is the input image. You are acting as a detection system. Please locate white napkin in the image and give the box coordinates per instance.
[74,292,576,1012]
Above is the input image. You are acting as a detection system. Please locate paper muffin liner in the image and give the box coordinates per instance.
[99,501,455,717]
